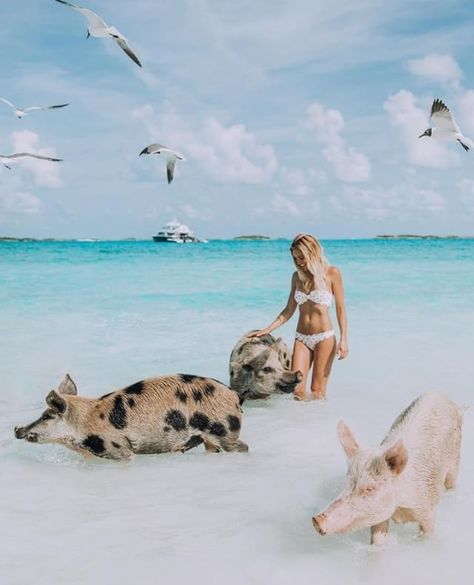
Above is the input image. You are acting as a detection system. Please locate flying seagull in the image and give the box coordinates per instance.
[0,97,69,119]
[0,153,63,170]
[55,0,142,68]
[419,98,472,151]
[139,144,186,184]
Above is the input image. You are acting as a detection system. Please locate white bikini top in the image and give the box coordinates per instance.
[294,288,332,307]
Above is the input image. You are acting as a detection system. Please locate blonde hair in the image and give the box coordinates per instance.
[290,233,330,292]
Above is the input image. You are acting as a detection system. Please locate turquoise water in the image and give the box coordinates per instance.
[1,238,473,398]
[1,239,473,585]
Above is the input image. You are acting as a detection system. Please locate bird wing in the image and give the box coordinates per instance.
[139,143,165,155]
[430,99,460,133]
[115,38,142,67]
[166,157,176,184]
[7,153,63,162]
[23,104,69,112]
[157,147,185,160]
[55,1,108,29]
[0,97,17,110]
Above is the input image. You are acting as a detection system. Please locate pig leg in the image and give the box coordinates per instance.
[418,509,436,536]
[444,467,459,489]
[445,435,461,489]
[73,438,134,461]
[202,437,222,453]
[370,520,390,545]
[219,437,249,452]
[172,435,204,453]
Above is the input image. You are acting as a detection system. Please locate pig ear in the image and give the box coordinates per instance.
[272,338,289,360]
[46,390,67,415]
[58,373,77,395]
[384,439,408,476]
[337,420,360,459]
[272,337,285,354]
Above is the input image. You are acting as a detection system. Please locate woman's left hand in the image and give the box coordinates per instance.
[337,340,349,360]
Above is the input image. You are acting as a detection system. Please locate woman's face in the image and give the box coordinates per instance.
[292,248,307,271]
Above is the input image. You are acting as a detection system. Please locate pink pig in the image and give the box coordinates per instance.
[312,393,464,544]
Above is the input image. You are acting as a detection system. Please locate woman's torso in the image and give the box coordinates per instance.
[294,274,333,334]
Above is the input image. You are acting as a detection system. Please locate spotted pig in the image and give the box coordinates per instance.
[14,373,248,460]
[229,332,302,400]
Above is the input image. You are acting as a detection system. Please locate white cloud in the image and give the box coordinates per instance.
[407,53,463,88]
[0,189,41,217]
[330,184,446,220]
[133,104,277,184]
[281,168,311,196]
[305,103,371,182]
[272,193,300,216]
[383,90,458,168]
[9,130,63,188]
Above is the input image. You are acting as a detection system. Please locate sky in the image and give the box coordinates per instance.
[1,0,474,239]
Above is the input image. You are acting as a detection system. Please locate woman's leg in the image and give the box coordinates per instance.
[310,335,336,400]
[291,339,313,399]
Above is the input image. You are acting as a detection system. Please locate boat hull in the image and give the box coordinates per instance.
[152,236,198,243]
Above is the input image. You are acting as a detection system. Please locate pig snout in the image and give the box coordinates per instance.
[14,426,38,442]
[276,370,303,393]
[14,426,26,439]
[311,498,356,535]
[312,514,327,535]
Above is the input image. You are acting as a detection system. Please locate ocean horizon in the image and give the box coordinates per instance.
[1,238,473,585]
[1,235,474,241]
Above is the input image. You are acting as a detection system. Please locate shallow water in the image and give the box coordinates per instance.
[1,239,473,585]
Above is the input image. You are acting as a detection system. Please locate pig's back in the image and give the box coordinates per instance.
[382,392,463,489]
[119,374,240,417]
[383,393,461,445]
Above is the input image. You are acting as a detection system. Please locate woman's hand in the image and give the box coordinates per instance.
[337,339,349,360]
[248,328,272,338]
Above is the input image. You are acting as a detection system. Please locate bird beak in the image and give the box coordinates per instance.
[86,31,90,39]
[418,131,426,139]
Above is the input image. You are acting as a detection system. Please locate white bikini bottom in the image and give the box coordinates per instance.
[295,330,335,351]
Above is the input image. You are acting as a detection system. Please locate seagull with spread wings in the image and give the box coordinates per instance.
[0,153,63,170]
[139,144,186,184]
[419,98,472,151]
[55,0,142,68]
[0,97,69,119]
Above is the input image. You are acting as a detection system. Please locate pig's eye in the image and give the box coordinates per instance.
[262,367,275,374]
[41,412,54,421]
[242,364,252,372]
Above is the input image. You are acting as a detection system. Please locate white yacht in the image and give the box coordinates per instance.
[152,220,204,243]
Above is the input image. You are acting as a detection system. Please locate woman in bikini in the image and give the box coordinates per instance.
[250,233,348,400]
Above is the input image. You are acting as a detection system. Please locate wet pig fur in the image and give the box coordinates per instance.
[229,332,302,400]
[14,373,248,460]
[312,392,464,544]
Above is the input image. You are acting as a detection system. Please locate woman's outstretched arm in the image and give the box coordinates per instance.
[329,266,349,359]
[249,273,298,337]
